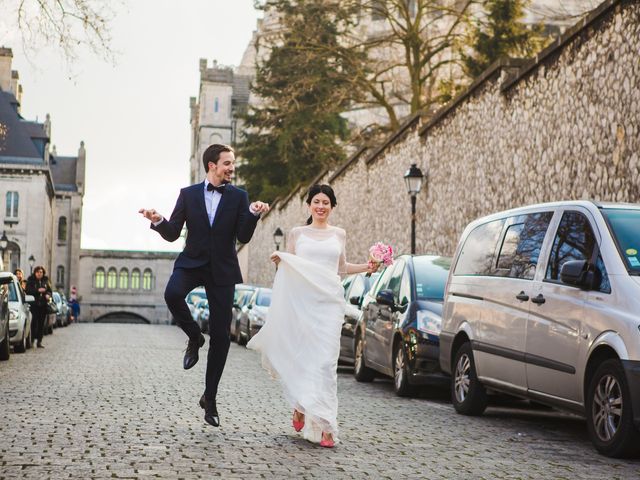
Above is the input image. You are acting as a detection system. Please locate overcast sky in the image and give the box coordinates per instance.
[7,0,260,252]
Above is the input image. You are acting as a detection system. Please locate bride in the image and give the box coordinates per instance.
[247,184,377,448]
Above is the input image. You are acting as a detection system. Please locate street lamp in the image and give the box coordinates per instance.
[404,163,424,255]
[273,227,284,251]
[28,254,35,274]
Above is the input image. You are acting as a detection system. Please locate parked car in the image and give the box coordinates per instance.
[231,285,256,341]
[6,273,33,353]
[339,272,379,365]
[52,291,68,327]
[354,254,452,396]
[0,272,14,360]
[237,287,272,345]
[193,298,209,333]
[185,287,207,317]
[439,200,640,457]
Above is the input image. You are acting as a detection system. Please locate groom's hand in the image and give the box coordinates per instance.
[250,201,270,215]
[139,208,163,223]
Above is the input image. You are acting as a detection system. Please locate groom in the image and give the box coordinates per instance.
[139,144,269,427]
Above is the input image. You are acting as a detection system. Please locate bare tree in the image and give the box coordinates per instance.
[1,0,118,62]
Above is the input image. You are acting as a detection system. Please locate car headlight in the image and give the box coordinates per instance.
[416,310,441,336]
[9,309,18,320]
[251,314,265,326]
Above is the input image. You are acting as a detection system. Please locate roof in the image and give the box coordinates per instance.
[50,155,78,192]
[0,89,44,163]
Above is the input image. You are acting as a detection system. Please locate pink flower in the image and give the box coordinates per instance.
[368,242,394,268]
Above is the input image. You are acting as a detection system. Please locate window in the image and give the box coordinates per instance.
[214,97,219,113]
[495,212,553,279]
[454,219,505,276]
[8,282,18,302]
[58,217,67,242]
[256,290,271,307]
[56,265,65,286]
[601,208,640,274]
[119,268,129,289]
[107,268,117,289]
[347,275,366,302]
[373,263,396,296]
[95,268,105,289]
[142,269,152,290]
[414,256,452,300]
[6,191,18,218]
[398,268,412,306]
[387,260,406,302]
[131,269,140,289]
[545,211,610,292]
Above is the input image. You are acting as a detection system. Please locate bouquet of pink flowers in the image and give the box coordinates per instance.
[367,242,394,276]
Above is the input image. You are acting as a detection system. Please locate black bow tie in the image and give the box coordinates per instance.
[207,183,226,194]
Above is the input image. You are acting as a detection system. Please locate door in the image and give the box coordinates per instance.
[526,210,605,403]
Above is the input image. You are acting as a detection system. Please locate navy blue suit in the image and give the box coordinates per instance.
[152,182,259,400]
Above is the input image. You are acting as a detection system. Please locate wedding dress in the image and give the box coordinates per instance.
[247,225,348,443]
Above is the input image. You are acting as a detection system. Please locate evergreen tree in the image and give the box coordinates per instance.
[238,0,365,202]
[463,0,546,78]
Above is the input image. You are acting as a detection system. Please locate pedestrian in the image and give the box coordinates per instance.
[25,265,52,348]
[247,184,379,448]
[14,268,26,296]
[139,143,270,427]
[68,286,80,323]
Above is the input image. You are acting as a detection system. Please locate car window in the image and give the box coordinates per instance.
[342,276,354,297]
[188,290,207,305]
[398,268,411,305]
[348,275,366,301]
[373,264,396,295]
[8,282,18,302]
[601,208,640,274]
[414,256,452,300]
[545,211,610,292]
[454,219,505,276]
[387,260,406,301]
[495,212,553,279]
[256,290,271,307]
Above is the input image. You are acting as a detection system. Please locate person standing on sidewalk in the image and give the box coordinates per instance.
[139,144,270,427]
[25,266,52,348]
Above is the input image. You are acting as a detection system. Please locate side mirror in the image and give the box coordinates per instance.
[247,304,253,310]
[25,295,35,303]
[376,289,395,308]
[560,260,589,287]
[349,295,361,306]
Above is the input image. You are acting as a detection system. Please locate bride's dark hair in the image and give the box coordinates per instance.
[305,184,337,225]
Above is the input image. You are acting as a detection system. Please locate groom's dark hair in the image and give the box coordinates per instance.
[203,144,234,172]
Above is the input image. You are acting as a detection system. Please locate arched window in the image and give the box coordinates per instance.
[58,216,67,242]
[5,191,18,218]
[107,268,117,289]
[131,268,140,289]
[142,269,152,290]
[56,265,65,286]
[119,268,129,289]
[95,267,105,289]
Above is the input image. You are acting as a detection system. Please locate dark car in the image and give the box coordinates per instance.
[237,287,272,346]
[0,272,14,360]
[339,272,379,365]
[231,284,256,341]
[354,254,452,396]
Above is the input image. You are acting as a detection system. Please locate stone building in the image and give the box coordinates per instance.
[0,47,84,291]
[77,250,177,324]
[242,0,639,287]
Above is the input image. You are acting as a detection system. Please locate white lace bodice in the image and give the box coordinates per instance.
[286,225,347,275]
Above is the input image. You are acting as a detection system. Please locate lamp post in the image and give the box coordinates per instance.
[273,227,284,251]
[403,164,424,255]
[28,254,35,274]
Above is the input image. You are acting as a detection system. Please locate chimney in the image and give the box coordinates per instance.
[0,47,13,92]
[10,70,19,98]
[76,141,86,195]
[199,58,207,73]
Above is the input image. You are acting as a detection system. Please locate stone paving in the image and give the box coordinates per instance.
[1,324,639,479]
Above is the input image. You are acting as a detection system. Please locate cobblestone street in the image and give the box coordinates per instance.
[1,324,638,479]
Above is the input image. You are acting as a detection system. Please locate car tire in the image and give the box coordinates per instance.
[451,342,487,416]
[0,325,10,361]
[244,322,252,346]
[393,342,416,397]
[237,322,247,346]
[353,333,375,382]
[586,359,640,458]
[14,328,27,353]
[25,327,32,349]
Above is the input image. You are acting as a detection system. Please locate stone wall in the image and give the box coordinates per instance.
[242,0,640,287]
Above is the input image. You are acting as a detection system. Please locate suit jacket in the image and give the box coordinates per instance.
[151,182,259,285]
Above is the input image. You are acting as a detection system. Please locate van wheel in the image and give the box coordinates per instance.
[14,329,26,353]
[586,359,640,457]
[393,343,416,397]
[354,334,375,382]
[452,342,487,415]
[0,326,10,361]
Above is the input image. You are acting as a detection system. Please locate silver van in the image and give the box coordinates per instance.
[439,201,640,457]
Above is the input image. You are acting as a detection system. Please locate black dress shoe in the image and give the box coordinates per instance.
[203,398,220,427]
[183,334,205,370]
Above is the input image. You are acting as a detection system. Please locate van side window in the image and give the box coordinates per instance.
[373,264,396,295]
[496,212,553,279]
[545,211,611,293]
[454,219,505,276]
[387,260,406,301]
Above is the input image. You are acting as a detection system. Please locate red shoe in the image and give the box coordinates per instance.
[292,410,304,432]
[320,433,334,448]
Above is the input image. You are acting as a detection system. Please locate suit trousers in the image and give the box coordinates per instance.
[164,265,234,400]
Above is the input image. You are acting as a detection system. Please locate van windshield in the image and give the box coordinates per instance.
[602,208,640,274]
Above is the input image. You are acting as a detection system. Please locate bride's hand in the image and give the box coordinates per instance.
[366,261,380,275]
[270,252,281,266]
